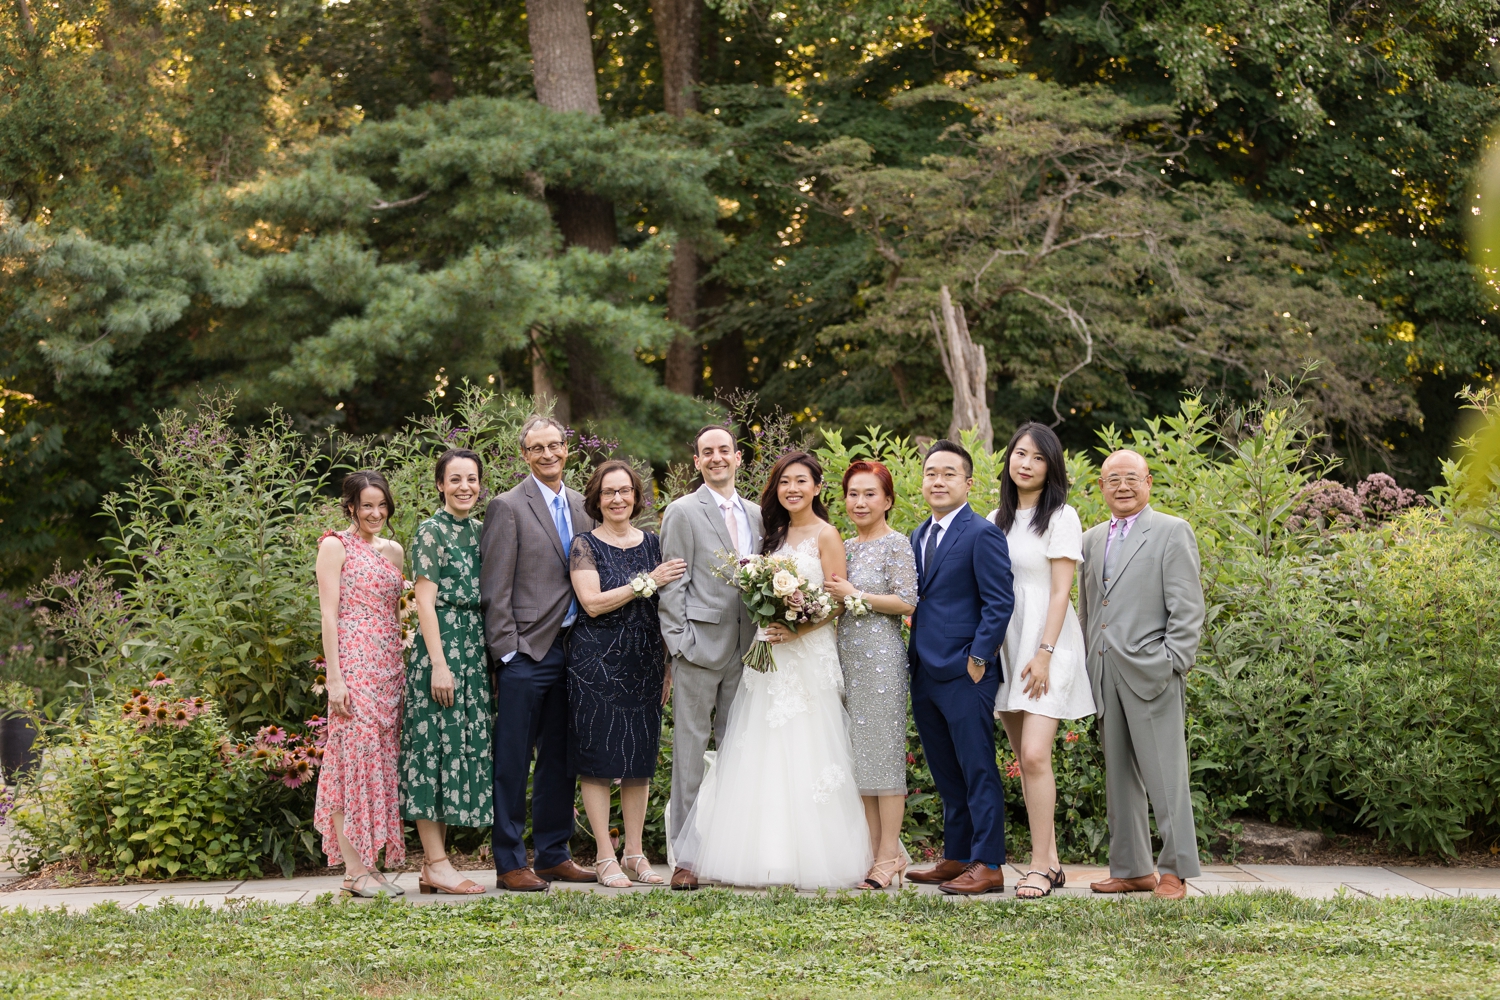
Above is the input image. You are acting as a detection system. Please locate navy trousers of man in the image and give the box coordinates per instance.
[491,633,574,874]
[911,654,1006,866]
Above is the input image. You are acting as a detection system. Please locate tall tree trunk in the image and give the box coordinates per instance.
[930,285,993,451]
[418,0,456,102]
[653,0,702,396]
[18,0,33,36]
[527,0,600,114]
[527,0,612,419]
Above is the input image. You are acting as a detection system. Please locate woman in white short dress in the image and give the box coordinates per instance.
[986,422,1095,900]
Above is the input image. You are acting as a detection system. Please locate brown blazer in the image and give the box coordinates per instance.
[479,476,598,663]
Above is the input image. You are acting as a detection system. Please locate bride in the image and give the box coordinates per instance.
[674,451,873,889]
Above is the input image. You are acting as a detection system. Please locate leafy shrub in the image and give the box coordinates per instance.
[0,592,69,708]
[7,678,323,878]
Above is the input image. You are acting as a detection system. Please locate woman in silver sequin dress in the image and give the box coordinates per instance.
[825,460,919,890]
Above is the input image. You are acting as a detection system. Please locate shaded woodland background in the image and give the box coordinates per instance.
[4,0,1500,585]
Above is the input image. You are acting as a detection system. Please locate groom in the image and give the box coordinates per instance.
[658,425,764,890]
[906,439,1015,895]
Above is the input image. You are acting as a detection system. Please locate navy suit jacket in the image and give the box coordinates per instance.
[907,504,1015,683]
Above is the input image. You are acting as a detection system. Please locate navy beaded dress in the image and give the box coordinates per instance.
[566,531,666,780]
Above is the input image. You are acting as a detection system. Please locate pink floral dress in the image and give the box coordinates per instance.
[313,529,407,870]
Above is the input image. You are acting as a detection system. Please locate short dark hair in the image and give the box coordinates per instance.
[583,460,647,522]
[434,448,483,502]
[692,424,738,455]
[341,469,396,520]
[924,439,973,477]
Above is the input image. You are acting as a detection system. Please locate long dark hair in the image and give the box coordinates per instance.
[995,422,1069,536]
[759,451,829,554]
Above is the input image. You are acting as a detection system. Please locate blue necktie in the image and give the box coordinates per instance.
[553,495,577,625]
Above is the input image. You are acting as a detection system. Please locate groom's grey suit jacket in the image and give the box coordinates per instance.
[1077,504,1205,713]
[657,484,763,670]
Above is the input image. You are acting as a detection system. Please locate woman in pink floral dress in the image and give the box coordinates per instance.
[313,470,409,897]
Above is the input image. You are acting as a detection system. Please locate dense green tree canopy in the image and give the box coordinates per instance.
[2,0,1498,582]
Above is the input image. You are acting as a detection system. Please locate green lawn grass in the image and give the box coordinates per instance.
[0,889,1496,999]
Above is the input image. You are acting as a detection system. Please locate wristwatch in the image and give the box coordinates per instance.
[1038,643,1056,654]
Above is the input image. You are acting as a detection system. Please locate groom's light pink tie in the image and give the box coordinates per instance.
[720,501,741,556]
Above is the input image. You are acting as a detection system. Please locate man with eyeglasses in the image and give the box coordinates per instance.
[480,414,599,891]
[1079,450,1205,900]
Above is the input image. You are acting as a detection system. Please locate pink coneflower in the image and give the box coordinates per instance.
[252,746,273,760]
[304,715,327,729]
[153,705,170,722]
[311,674,326,696]
[171,708,191,728]
[281,758,314,788]
[149,672,174,688]
[257,725,286,745]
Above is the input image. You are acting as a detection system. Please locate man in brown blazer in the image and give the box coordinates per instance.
[480,415,599,891]
[1077,449,1206,900]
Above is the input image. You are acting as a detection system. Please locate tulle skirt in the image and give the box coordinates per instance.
[674,625,873,889]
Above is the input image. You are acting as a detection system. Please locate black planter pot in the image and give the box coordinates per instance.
[0,714,38,783]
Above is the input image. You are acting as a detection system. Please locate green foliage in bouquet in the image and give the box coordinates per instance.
[6,682,323,878]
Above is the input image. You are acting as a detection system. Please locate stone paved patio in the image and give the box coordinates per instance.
[2,862,1497,911]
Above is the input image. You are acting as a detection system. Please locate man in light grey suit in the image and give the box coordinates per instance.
[657,425,763,890]
[1078,449,1206,900]
[480,415,599,892]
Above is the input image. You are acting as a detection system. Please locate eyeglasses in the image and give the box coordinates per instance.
[523,441,567,456]
[600,487,635,500]
[1102,474,1147,489]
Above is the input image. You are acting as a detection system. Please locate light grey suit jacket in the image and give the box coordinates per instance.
[479,476,599,663]
[657,484,763,671]
[1077,505,1205,714]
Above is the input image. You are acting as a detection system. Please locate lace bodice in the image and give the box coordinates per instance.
[773,535,825,589]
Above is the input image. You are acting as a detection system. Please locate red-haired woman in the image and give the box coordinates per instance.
[824,460,918,889]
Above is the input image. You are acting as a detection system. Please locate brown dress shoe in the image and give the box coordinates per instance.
[670,866,699,891]
[496,867,548,892]
[535,859,595,882]
[939,861,1007,895]
[1153,873,1187,899]
[1089,874,1159,893]
[907,859,969,885]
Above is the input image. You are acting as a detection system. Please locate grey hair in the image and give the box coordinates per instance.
[519,414,568,451]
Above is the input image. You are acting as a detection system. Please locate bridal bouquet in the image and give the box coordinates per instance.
[725,553,834,672]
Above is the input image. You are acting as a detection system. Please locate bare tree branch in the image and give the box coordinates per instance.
[370,192,431,211]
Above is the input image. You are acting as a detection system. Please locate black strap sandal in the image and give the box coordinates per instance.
[1045,866,1066,890]
[1015,870,1054,899]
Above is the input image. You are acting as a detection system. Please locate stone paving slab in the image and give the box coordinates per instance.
[2,862,1497,911]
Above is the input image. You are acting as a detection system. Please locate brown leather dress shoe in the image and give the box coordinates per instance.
[907,859,969,885]
[535,859,595,882]
[497,867,548,892]
[1153,873,1187,899]
[1089,874,1159,893]
[670,866,699,891]
[939,861,1007,895]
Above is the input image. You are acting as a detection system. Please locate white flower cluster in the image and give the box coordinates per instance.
[843,593,873,617]
[629,572,658,598]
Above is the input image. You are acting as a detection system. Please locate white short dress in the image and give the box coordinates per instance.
[986,505,1096,720]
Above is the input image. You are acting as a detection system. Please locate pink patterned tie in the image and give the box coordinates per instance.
[720,501,741,556]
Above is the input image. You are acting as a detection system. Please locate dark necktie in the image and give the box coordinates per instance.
[922,522,940,582]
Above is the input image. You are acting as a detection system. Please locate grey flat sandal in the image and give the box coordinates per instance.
[341,873,394,898]
[371,871,406,895]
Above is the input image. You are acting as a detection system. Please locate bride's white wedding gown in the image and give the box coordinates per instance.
[674,538,874,889]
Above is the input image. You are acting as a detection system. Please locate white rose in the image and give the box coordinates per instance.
[771,569,799,597]
[785,610,798,621]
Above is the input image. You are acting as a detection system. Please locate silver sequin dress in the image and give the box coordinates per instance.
[837,531,919,796]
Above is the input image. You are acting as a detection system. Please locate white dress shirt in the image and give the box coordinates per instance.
[709,485,753,556]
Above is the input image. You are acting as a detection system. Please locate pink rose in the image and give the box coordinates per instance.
[786,589,805,608]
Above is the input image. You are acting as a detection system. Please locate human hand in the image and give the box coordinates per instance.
[661,664,673,707]
[326,674,352,717]
[650,559,687,587]
[1021,651,1051,698]
[764,622,797,645]
[966,656,986,684]
[823,574,857,600]
[431,664,456,707]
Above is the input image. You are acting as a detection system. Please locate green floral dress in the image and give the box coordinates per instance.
[400,508,494,827]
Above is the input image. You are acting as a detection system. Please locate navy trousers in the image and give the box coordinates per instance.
[491,634,576,874]
[910,656,1006,866]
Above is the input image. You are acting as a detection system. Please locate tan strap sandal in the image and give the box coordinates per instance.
[418,855,485,895]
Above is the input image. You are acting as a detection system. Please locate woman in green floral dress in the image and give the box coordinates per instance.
[401,447,493,894]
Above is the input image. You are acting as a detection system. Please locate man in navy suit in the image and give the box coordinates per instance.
[905,439,1015,895]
